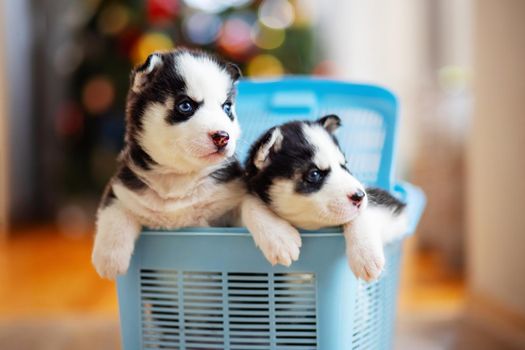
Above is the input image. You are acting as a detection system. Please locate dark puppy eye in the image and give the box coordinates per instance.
[305,168,322,183]
[223,102,232,115]
[177,101,194,114]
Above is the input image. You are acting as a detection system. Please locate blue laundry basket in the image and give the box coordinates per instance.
[116,78,426,350]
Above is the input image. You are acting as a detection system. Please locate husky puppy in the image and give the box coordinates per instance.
[92,49,245,279]
[242,115,407,281]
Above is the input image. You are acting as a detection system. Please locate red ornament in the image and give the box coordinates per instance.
[117,27,142,57]
[147,0,179,24]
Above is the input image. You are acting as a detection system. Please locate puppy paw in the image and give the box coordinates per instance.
[92,246,132,280]
[255,225,302,267]
[347,246,385,282]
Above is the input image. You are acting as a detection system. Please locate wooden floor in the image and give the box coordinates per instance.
[0,226,118,320]
[398,237,466,315]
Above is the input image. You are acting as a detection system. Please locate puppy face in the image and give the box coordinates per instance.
[246,115,367,229]
[126,49,242,173]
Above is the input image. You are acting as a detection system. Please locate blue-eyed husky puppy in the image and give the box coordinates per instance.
[242,115,407,281]
[92,49,245,279]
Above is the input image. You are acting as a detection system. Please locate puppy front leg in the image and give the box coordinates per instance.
[92,201,141,279]
[343,208,385,282]
[241,194,302,266]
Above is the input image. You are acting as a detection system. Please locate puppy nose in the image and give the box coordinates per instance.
[210,131,229,149]
[349,190,365,206]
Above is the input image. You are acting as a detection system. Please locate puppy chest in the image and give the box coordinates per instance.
[137,185,242,228]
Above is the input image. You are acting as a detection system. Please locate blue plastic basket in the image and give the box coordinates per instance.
[117,78,426,350]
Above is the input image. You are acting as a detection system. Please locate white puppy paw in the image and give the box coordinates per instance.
[92,245,132,280]
[254,224,302,267]
[242,194,302,267]
[347,245,385,282]
[92,202,141,280]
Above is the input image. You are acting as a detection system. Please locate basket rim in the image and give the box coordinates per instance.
[237,76,398,106]
[141,226,343,237]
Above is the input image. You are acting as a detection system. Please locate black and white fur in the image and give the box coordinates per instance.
[92,49,245,279]
[242,115,407,281]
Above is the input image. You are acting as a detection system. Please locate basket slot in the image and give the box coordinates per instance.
[140,285,179,293]
[275,290,316,297]
[229,324,271,330]
[230,344,273,349]
[141,300,179,307]
[184,344,224,350]
[142,313,180,322]
[143,334,180,342]
[228,290,271,296]
[142,322,180,331]
[228,296,270,303]
[230,335,272,342]
[142,308,179,316]
[143,342,180,349]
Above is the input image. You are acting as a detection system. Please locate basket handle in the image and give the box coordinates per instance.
[393,182,426,236]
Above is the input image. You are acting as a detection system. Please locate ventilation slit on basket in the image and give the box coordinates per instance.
[140,269,181,349]
[183,271,225,349]
[274,272,317,349]
[228,272,271,349]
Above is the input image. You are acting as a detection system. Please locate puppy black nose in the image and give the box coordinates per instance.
[349,190,365,206]
[210,131,229,149]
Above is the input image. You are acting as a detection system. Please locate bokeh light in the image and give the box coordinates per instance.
[247,54,284,77]
[147,0,180,24]
[81,76,115,115]
[258,0,295,30]
[251,23,285,50]
[183,12,222,45]
[218,15,254,58]
[291,0,316,27]
[183,0,252,13]
[131,32,174,65]
[438,65,471,95]
[97,3,130,36]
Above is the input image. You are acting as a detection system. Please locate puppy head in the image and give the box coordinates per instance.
[126,49,242,173]
[246,115,367,229]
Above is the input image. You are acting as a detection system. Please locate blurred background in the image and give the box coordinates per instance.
[0,0,524,349]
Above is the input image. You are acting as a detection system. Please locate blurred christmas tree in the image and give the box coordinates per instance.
[57,0,319,200]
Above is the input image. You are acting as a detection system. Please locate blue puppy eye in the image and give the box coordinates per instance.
[223,102,232,114]
[306,169,322,183]
[177,101,193,114]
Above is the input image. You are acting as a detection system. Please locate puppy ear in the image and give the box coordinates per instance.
[225,62,242,82]
[130,53,163,92]
[254,127,283,170]
[317,114,341,134]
